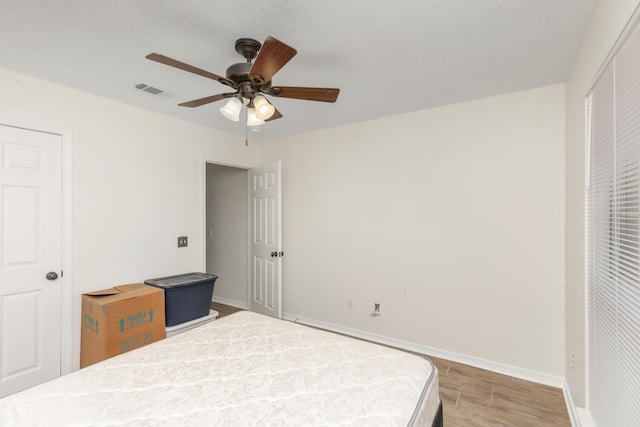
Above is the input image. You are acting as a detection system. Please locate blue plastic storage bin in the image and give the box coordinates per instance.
[144,272,218,327]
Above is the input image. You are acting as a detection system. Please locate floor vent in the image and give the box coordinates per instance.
[134,83,175,98]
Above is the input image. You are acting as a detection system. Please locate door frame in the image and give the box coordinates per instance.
[0,116,73,376]
[201,159,283,314]
[201,159,251,310]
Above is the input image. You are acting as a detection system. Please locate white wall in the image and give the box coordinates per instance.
[205,163,248,304]
[564,0,640,409]
[256,84,565,376]
[0,67,256,369]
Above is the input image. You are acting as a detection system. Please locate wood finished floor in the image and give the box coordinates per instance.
[210,302,571,427]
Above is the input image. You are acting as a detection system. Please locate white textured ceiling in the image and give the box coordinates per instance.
[1,0,595,140]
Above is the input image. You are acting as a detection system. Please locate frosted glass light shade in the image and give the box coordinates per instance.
[246,107,265,126]
[253,95,275,120]
[219,97,242,121]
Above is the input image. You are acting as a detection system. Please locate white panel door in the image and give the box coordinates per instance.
[249,162,282,318]
[0,125,62,397]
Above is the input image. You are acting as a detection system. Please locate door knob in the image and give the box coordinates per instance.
[46,271,59,281]
[271,251,277,257]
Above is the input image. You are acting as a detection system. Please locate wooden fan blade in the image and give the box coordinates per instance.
[146,53,235,87]
[249,37,297,85]
[178,93,236,108]
[268,86,340,103]
[265,108,283,122]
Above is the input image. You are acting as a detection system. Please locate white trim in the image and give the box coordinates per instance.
[576,407,596,427]
[201,159,252,311]
[282,311,566,389]
[274,161,282,318]
[60,128,73,376]
[563,379,582,427]
[200,156,207,273]
[0,116,73,376]
[246,168,252,313]
[583,93,592,413]
[212,295,248,310]
[588,3,640,91]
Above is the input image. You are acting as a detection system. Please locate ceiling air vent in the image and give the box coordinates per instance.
[134,83,175,98]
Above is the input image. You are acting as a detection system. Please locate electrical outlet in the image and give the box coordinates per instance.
[348,299,354,309]
[177,236,188,248]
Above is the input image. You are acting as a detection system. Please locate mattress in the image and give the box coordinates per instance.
[0,311,440,426]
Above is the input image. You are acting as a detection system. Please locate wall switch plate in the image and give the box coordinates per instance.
[177,236,188,248]
[370,303,381,317]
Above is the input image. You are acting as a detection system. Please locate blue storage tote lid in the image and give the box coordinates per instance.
[144,272,218,289]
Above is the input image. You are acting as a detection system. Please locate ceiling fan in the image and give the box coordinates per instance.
[146,36,340,126]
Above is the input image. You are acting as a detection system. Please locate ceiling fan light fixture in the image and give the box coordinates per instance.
[247,106,265,126]
[253,94,275,120]
[219,96,243,121]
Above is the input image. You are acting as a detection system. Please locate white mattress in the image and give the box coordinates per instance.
[0,311,439,426]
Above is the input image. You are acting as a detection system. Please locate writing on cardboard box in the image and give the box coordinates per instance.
[119,309,157,332]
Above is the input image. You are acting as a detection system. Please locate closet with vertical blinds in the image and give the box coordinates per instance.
[586,11,640,426]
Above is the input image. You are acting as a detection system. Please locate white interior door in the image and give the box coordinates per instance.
[0,125,62,397]
[249,161,282,318]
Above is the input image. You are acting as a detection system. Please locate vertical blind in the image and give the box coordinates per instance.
[587,15,640,426]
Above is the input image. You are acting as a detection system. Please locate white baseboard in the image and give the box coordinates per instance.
[282,311,565,389]
[561,379,583,427]
[575,407,595,427]
[212,296,248,310]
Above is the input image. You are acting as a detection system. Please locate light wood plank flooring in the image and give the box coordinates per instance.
[426,354,570,426]
[211,301,244,318]
[210,302,571,426]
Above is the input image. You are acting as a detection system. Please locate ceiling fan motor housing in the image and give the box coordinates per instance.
[226,61,272,100]
[226,62,252,84]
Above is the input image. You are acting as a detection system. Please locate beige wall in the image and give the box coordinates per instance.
[0,67,255,368]
[564,0,640,408]
[256,84,566,377]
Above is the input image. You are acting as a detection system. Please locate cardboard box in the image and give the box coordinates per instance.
[80,283,165,368]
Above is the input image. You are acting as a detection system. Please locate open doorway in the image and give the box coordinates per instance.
[205,163,249,309]
[205,161,283,317]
